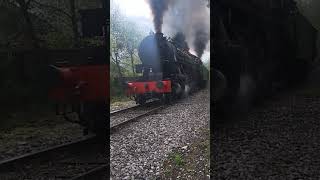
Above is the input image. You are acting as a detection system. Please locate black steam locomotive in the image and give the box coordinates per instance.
[126,33,209,104]
[212,0,318,118]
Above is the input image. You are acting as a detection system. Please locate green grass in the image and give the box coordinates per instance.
[160,128,210,179]
[171,153,184,166]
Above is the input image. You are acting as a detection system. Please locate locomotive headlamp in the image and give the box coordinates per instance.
[156,81,164,89]
[127,83,133,88]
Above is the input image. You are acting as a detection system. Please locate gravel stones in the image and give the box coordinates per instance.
[0,121,83,162]
[111,101,136,112]
[110,89,210,179]
[160,128,210,179]
[213,90,320,179]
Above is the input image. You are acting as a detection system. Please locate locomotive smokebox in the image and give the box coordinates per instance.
[138,33,176,73]
[138,34,161,72]
[155,32,164,36]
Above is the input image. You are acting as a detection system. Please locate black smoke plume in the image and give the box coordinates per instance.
[172,32,189,51]
[146,0,171,33]
[194,28,209,57]
[162,0,210,58]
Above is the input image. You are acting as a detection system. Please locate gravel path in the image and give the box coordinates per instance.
[213,88,320,179]
[110,89,210,179]
[0,116,83,162]
[110,101,136,112]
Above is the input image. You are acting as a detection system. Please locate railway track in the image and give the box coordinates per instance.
[70,164,108,180]
[109,96,196,134]
[0,102,163,179]
[0,101,169,179]
[110,99,160,115]
[110,100,165,134]
[110,104,141,115]
[0,133,107,179]
[0,134,97,171]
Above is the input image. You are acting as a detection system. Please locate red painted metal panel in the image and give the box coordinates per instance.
[126,80,171,95]
[49,65,108,102]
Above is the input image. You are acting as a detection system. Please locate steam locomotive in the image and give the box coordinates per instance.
[48,47,108,137]
[48,8,108,138]
[126,33,209,104]
[212,0,318,119]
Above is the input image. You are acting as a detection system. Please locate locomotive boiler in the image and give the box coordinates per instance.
[126,33,209,104]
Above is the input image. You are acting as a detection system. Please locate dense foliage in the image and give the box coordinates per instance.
[110,0,146,102]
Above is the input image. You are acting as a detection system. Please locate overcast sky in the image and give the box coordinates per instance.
[113,0,210,63]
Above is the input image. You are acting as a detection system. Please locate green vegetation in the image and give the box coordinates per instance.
[110,0,147,102]
[160,128,210,179]
[172,153,184,166]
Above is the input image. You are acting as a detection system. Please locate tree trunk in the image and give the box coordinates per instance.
[130,51,135,76]
[18,0,39,48]
[114,48,123,84]
[69,0,79,47]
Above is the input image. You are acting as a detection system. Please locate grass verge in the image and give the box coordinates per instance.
[160,128,210,179]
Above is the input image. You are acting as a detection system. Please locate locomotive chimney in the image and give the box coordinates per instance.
[155,32,164,37]
[155,32,165,42]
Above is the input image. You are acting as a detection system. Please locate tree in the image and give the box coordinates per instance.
[16,0,39,48]
[110,2,125,83]
[123,20,144,76]
[31,0,78,47]
[69,0,79,47]
[110,0,146,99]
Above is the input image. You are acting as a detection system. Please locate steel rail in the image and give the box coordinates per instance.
[110,105,165,134]
[69,164,108,180]
[110,100,160,116]
[0,134,97,171]
[110,104,141,116]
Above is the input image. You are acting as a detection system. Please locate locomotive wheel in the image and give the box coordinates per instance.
[81,102,107,140]
[162,93,172,104]
[172,82,182,99]
[182,82,192,98]
[177,82,187,98]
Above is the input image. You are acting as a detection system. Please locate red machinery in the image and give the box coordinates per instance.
[126,80,172,104]
[47,8,108,138]
[126,80,171,95]
[47,47,108,137]
[49,65,108,103]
